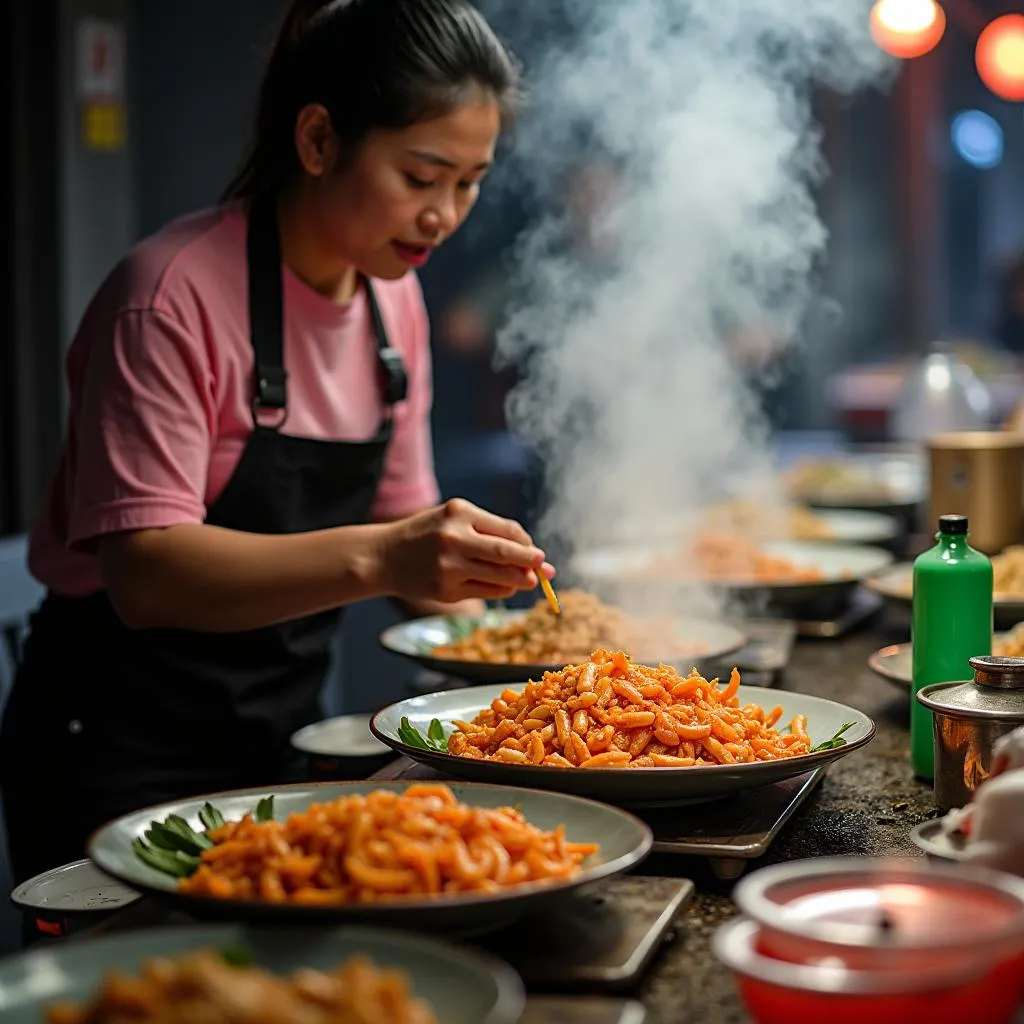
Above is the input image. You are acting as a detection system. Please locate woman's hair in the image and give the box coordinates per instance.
[223,0,521,200]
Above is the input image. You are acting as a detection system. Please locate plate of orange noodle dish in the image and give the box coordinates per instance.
[372,650,875,807]
[380,589,747,684]
[572,538,893,609]
[0,924,525,1024]
[87,780,651,929]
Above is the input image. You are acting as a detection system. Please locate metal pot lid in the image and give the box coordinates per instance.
[917,678,1024,721]
[969,656,1024,690]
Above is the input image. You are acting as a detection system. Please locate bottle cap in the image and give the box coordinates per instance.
[938,514,968,535]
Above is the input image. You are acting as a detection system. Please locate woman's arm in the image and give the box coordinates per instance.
[100,499,549,632]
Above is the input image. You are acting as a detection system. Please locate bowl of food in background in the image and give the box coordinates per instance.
[866,546,1024,628]
[379,589,747,685]
[573,535,894,620]
[703,499,901,547]
[784,453,926,515]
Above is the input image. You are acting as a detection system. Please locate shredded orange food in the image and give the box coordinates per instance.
[446,649,811,768]
[177,783,598,904]
[632,533,825,584]
[432,589,703,665]
[46,950,437,1024]
[692,533,825,582]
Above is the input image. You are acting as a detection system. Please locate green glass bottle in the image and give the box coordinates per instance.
[911,514,993,780]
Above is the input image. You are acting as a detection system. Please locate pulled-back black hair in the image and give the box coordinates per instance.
[223,0,521,200]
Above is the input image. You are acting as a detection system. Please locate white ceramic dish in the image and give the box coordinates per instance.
[380,609,747,685]
[87,780,652,931]
[0,924,525,1024]
[371,683,875,807]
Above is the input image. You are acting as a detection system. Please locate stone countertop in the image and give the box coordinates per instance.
[636,622,940,1024]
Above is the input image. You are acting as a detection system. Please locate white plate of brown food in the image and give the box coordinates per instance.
[784,452,926,511]
[866,550,1024,626]
[0,924,525,1024]
[380,589,747,685]
[87,780,651,932]
[698,500,900,545]
[371,649,875,807]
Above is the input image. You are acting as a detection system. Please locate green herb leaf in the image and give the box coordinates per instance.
[132,838,200,878]
[811,722,855,752]
[255,796,275,822]
[199,802,225,831]
[220,945,255,968]
[399,716,448,753]
[399,716,430,750]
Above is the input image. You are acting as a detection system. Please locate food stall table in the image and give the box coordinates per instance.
[63,624,994,1023]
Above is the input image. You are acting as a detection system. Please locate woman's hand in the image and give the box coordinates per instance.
[376,498,554,605]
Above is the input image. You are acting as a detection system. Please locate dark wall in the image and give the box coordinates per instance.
[133,0,280,234]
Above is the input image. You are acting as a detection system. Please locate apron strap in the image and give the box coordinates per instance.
[246,195,409,429]
[247,195,288,425]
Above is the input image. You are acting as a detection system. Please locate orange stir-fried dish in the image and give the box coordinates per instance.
[633,533,824,584]
[46,950,437,1024]
[177,784,597,904]
[446,649,813,769]
[432,589,701,665]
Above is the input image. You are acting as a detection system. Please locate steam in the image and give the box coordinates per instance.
[486,0,892,611]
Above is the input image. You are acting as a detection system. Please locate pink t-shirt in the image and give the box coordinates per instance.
[29,204,440,596]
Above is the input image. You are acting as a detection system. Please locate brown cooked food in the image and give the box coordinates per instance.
[446,648,812,769]
[993,547,1024,595]
[45,950,437,1024]
[705,499,833,541]
[431,589,701,664]
[994,624,1024,657]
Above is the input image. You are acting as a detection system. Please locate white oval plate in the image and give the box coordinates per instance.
[371,683,875,807]
[380,609,747,685]
[0,924,525,1024]
[10,858,140,917]
[910,818,968,863]
[291,713,392,758]
[815,508,901,545]
[87,780,652,931]
[866,563,1024,621]
[787,452,926,509]
[868,636,1012,690]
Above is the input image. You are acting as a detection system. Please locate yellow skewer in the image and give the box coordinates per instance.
[539,573,561,615]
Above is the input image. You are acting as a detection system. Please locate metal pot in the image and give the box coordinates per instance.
[917,656,1024,811]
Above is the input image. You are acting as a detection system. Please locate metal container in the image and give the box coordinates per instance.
[917,656,1024,811]
[927,432,1024,554]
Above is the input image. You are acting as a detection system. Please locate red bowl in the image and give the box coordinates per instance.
[714,917,1024,1024]
[732,856,1024,973]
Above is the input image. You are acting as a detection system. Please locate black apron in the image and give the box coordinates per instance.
[0,196,408,886]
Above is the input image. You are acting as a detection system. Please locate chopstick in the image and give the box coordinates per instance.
[539,573,561,615]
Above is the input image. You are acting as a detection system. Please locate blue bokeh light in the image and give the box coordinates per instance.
[950,110,1004,169]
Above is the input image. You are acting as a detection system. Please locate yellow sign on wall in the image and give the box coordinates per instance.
[82,102,126,152]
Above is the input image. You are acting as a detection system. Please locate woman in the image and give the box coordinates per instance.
[0,0,549,885]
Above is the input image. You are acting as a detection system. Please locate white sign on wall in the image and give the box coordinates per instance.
[76,18,126,101]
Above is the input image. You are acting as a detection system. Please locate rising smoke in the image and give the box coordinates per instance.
[486,0,892,609]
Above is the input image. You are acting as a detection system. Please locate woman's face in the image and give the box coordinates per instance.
[299,96,501,280]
